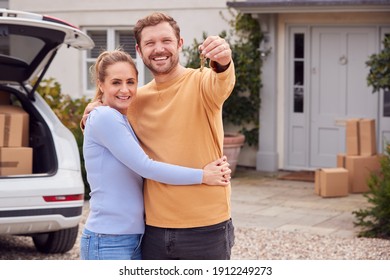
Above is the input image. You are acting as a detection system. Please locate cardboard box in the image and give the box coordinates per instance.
[0,114,5,146]
[359,119,377,156]
[0,91,10,105]
[346,119,360,156]
[345,155,381,193]
[337,153,346,168]
[315,168,349,197]
[0,147,33,176]
[0,105,29,147]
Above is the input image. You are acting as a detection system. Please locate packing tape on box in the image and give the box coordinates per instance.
[0,161,18,168]
[3,114,11,146]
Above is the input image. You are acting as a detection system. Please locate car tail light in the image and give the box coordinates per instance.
[43,194,84,202]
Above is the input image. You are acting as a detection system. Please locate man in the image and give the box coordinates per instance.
[83,12,236,259]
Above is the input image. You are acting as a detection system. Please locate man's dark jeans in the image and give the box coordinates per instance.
[141,219,235,260]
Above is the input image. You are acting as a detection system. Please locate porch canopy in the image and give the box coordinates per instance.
[226,0,390,13]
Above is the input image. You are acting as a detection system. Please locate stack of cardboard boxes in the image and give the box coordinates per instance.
[315,118,381,197]
[0,92,33,176]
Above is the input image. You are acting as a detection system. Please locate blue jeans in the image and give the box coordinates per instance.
[80,228,142,260]
[141,219,235,260]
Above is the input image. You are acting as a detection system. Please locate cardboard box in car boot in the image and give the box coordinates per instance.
[0,105,29,147]
[0,147,33,175]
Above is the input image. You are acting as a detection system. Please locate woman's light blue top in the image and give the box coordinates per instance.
[83,106,203,234]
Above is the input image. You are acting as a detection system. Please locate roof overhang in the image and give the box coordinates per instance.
[226,0,390,14]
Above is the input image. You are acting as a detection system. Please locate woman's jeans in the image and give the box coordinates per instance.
[80,228,142,260]
[141,219,235,260]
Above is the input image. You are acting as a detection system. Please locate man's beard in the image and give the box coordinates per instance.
[144,54,179,76]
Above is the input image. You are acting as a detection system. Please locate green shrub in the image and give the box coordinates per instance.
[36,78,91,199]
[353,36,390,239]
[366,36,390,93]
[352,146,390,239]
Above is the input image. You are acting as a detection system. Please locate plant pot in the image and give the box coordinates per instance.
[223,133,245,177]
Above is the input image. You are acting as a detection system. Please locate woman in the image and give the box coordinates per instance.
[80,49,231,260]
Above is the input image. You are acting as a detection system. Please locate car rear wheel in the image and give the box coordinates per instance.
[32,225,79,254]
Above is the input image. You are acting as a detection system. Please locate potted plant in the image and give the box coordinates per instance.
[223,132,245,176]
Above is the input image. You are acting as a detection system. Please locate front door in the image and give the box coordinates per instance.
[309,27,378,168]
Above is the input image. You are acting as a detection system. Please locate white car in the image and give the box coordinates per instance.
[0,9,94,253]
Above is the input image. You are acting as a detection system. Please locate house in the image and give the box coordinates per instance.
[7,0,234,109]
[6,0,390,172]
[227,0,390,172]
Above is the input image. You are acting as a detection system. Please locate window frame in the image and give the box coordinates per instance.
[82,26,145,96]
[381,28,390,117]
[292,32,305,114]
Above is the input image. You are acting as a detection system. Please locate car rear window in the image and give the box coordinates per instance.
[0,33,44,65]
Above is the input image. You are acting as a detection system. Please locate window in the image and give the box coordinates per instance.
[293,33,305,113]
[0,34,44,64]
[382,33,390,117]
[83,27,147,94]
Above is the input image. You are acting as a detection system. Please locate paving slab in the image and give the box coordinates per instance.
[231,168,371,238]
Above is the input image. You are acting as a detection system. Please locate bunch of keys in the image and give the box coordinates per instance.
[200,52,206,72]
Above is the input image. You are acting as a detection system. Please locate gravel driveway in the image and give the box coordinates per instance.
[1,201,390,260]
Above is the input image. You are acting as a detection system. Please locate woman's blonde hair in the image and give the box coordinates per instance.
[90,48,138,102]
